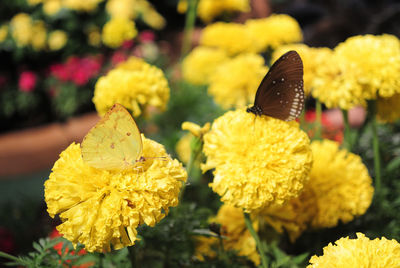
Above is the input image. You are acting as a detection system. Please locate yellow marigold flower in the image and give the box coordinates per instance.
[181,121,210,138]
[313,34,400,110]
[102,18,137,48]
[182,46,228,85]
[62,0,103,12]
[308,139,373,228]
[176,133,193,164]
[93,57,170,117]
[10,13,32,47]
[177,0,188,14]
[308,233,400,268]
[272,44,332,96]
[137,0,166,30]
[0,25,8,43]
[48,30,67,50]
[377,93,400,123]
[43,0,62,16]
[200,22,256,55]
[259,139,373,240]
[258,186,317,242]
[86,26,101,47]
[335,34,400,99]
[245,14,303,52]
[106,0,137,19]
[31,20,47,51]
[195,204,260,265]
[208,53,267,109]
[198,0,250,23]
[202,109,312,212]
[45,137,187,252]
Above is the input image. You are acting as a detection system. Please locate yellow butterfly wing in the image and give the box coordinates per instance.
[81,103,143,170]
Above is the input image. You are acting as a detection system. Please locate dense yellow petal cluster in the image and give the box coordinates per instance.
[182,47,228,85]
[197,0,250,23]
[93,57,170,117]
[200,22,256,55]
[312,34,400,110]
[102,18,137,48]
[202,109,312,212]
[260,139,373,240]
[10,13,39,47]
[208,53,267,109]
[272,44,333,96]
[245,14,303,52]
[308,139,373,228]
[45,137,187,252]
[308,233,400,267]
[106,0,165,29]
[377,94,400,123]
[258,186,317,242]
[195,204,260,265]
[48,30,68,50]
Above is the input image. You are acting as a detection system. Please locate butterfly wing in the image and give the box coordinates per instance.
[81,103,143,170]
[254,50,304,121]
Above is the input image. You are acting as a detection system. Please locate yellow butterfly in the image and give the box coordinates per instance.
[81,103,143,170]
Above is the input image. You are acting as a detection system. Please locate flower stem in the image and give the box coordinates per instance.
[370,101,382,193]
[181,0,198,58]
[315,100,322,140]
[179,137,202,200]
[341,109,352,151]
[244,213,269,268]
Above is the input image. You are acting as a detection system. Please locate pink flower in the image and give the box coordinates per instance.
[50,64,69,81]
[139,30,155,43]
[111,51,127,66]
[122,40,134,49]
[19,71,37,92]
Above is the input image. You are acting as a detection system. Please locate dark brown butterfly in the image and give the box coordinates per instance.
[247,50,304,121]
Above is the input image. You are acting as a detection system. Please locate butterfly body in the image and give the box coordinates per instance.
[247,50,304,121]
[81,103,143,170]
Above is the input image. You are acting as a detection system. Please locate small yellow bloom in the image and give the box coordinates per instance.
[377,93,400,123]
[62,0,103,12]
[203,109,312,212]
[10,13,32,47]
[93,57,170,117]
[197,0,250,23]
[195,204,260,265]
[245,14,303,52]
[308,233,400,267]
[43,0,62,16]
[0,25,8,43]
[182,46,228,85]
[137,0,166,30]
[48,30,67,50]
[31,20,47,51]
[106,0,137,20]
[200,22,256,55]
[175,133,193,164]
[102,18,137,48]
[208,53,267,109]
[181,121,210,138]
[86,26,101,47]
[272,44,332,96]
[45,136,187,252]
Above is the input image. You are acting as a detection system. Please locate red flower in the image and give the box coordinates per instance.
[111,51,128,66]
[49,229,92,268]
[50,64,69,81]
[19,71,37,92]
[0,227,15,254]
